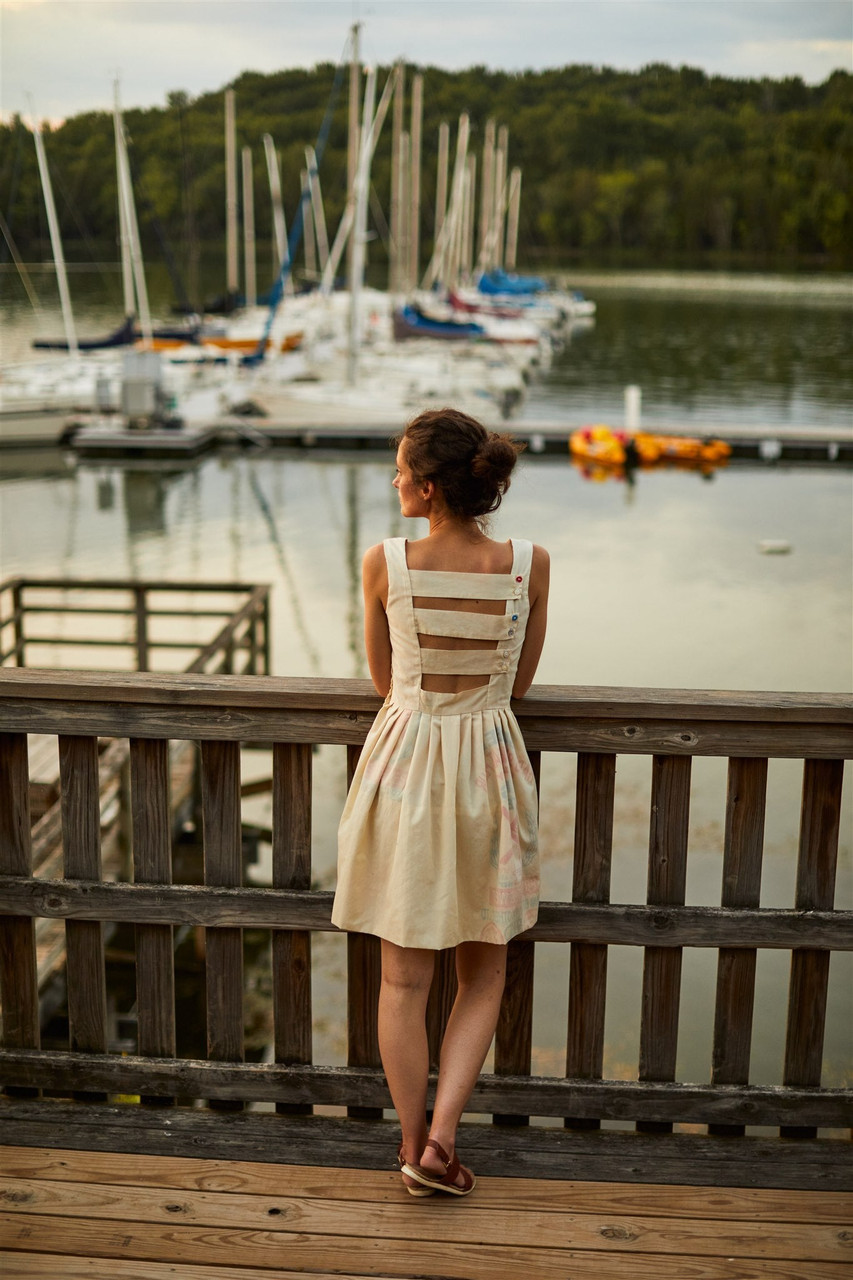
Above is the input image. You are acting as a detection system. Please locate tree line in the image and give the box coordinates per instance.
[1,60,850,300]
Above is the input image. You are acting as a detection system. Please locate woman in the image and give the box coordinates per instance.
[332,406,549,1197]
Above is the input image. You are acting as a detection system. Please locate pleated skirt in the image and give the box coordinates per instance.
[332,699,540,949]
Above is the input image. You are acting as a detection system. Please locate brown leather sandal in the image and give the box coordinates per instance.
[397,1143,435,1197]
[402,1138,477,1196]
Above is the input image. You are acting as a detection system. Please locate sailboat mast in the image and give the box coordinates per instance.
[31,115,77,354]
[262,134,288,274]
[347,65,377,387]
[225,88,239,300]
[115,110,152,344]
[242,147,256,308]
[409,74,423,293]
[113,82,134,318]
[346,24,361,293]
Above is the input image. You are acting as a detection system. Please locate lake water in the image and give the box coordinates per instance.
[1,272,850,1096]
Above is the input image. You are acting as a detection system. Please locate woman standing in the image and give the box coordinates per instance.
[332,407,549,1197]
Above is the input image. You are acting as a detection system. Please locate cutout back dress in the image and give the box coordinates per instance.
[332,536,540,949]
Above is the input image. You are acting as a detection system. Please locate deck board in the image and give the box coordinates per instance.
[0,1147,849,1279]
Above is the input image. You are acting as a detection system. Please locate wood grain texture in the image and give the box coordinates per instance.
[1,1100,851,1190]
[783,760,845,1139]
[1,878,850,947]
[638,756,691,1133]
[58,737,107,1083]
[0,734,39,1071]
[271,743,312,1115]
[3,1052,848,1126]
[711,758,767,1136]
[130,739,175,1105]
[5,1144,851,1220]
[566,752,616,1129]
[200,742,244,1104]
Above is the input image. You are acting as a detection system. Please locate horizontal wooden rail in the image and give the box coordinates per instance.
[1,878,850,948]
[1,667,850,1184]
[0,1050,850,1127]
[1,670,850,756]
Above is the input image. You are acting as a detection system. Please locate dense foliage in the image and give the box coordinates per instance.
[2,60,850,295]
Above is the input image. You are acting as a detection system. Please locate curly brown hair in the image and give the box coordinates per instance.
[399,407,524,519]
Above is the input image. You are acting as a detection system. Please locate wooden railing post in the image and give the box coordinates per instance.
[345,742,383,1120]
[131,738,176,1106]
[0,732,39,1096]
[12,583,26,667]
[782,758,845,1139]
[565,751,615,1130]
[59,735,108,1100]
[262,593,272,674]
[493,748,540,1125]
[201,740,244,1110]
[272,742,313,1115]
[710,757,767,1136]
[637,754,691,1134]
[134,586,149,671]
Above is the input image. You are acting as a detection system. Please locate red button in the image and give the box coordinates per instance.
[515,575,523,582]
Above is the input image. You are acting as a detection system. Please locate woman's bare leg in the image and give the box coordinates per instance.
[419,941,507,1184]
[378,940,435,1184]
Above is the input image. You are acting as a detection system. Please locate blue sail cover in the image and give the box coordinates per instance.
[477,268,548,296]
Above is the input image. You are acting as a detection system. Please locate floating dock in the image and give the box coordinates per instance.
[64,416,853,464]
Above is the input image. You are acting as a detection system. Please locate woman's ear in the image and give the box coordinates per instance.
[421,478,435,500]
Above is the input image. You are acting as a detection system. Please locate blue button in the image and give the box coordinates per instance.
[511,614,518,621]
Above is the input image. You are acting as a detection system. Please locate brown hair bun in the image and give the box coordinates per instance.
[400,407,524,519]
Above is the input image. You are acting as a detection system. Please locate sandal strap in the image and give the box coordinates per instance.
[425,1138,452,1168]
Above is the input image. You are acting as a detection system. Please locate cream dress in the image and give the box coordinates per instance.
[332,536,539,949]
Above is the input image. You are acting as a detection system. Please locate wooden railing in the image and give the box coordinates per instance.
[0,670,850,1188]
[0,578,271,675]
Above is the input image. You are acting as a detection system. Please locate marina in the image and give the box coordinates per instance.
[1,25,851,1275]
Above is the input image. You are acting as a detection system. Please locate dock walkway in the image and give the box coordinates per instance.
[1,1145,849,1279]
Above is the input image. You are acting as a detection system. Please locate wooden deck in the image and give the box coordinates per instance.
[1,1145,850,1279]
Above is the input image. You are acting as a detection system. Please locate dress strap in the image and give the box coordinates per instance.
[383,538,409,602]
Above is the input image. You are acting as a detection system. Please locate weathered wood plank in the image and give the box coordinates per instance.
[343,742,382,1121]
[711,758,767,1136]
[0,734,39,1083]
[1,1101,851,1189]
[1,878,850,948]
[4,696,850,757]
[6,1145,850,1222]
[783,759,845,1139]
[494,749,539,1123]
[2,1175,849,1262]
[493,938,534,1123]
[1,1052,850,1126]
[2,1210,849,1280]
[0,1257,387,1280]
[2,668,850,723]
[638,755,691,1134]
[130,739,175,1106]
[566,752,615,1130]
[272,742,312,1116]
[200,741,244,1107]
[59,737,107,1081]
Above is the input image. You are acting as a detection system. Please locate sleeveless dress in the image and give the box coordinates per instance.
[332,536,540,949]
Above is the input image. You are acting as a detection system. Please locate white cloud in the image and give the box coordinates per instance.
[1,0,850,122]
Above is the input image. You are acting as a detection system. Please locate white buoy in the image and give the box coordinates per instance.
[625,385,642,431]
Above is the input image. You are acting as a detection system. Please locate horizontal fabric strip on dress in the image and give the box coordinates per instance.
[408,569,519,600]
[413,608,511,639]
[420,648,510,675]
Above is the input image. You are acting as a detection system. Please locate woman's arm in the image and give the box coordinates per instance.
[362,543,392,697]
[512,543,550,699]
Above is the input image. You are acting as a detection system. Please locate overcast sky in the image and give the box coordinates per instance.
[1,0,850,123]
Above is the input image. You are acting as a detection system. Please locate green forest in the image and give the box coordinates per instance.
[2,59,851,298]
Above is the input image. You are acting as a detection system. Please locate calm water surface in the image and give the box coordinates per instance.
[1,273,850,1092]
